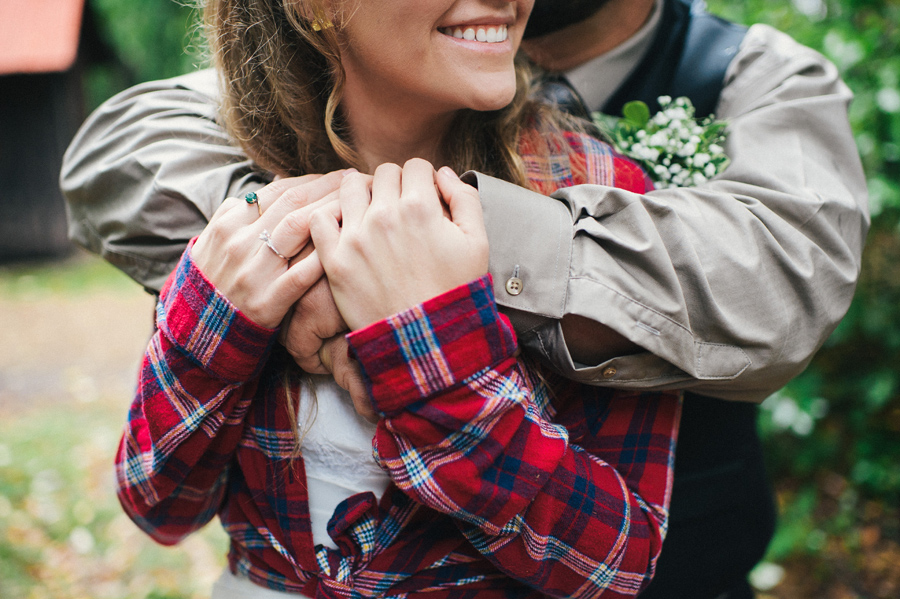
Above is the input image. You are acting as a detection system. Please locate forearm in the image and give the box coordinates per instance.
[60,69,268,292]
[115,247,277,543]
[348,277,681,598]
[469,26,868,402]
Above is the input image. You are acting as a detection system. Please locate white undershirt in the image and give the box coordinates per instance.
[564,0,665,112]
[296,375,391,550]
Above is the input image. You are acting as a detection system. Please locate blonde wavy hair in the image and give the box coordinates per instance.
[198,0,587,453]
[200,0,589,187]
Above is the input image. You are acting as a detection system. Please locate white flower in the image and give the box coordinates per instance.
[678,143,698,157]
[595,96,728,189]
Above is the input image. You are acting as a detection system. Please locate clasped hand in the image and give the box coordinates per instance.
[191,159,489,421]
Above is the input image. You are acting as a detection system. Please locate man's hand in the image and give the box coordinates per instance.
[316,335,374,423]
[280,277,346,373]
[280,276,375,422]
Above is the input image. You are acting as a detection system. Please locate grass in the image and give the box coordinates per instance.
[0,252,229,599]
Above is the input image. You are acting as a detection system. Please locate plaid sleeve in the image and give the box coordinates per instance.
[347,275,682,598]
[115,243,277,545]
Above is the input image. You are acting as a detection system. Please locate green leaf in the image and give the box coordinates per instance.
[622,101,651,128]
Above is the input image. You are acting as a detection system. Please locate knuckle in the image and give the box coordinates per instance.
[375,162,402,177]
[278,186,311,209]
[404,157,431,170]
[282,210,312,238]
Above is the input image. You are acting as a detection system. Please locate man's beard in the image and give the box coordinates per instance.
[524,0,615,39]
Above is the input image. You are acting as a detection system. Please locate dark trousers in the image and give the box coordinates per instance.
[639,394,777,599]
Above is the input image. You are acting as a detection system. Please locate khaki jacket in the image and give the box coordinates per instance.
[61,25,869,403]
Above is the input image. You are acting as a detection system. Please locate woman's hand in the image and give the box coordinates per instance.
[191,171,346,329]
[310,158,489,331]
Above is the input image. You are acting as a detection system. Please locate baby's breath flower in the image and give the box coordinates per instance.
[593,96,730,189]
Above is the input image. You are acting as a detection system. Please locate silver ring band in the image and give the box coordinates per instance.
[259,229,288,260]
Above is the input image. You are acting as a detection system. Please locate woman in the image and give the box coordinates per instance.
[114,0,682,597]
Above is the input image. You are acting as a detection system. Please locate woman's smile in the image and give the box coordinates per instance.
[438,24,509,43]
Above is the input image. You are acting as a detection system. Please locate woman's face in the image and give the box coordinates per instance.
[337,0,534,116]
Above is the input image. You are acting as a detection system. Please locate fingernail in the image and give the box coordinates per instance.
[343,168,358,177]
[440,166,459,179]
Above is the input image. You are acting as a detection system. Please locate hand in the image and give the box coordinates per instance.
[316,334,375,422]
[279,276,348,374]
[310,159,489,330]
[191,170,346,328]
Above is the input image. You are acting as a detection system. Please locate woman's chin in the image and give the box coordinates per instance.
[466,87,518,113]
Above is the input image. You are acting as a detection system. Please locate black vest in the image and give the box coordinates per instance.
[598,3,774,597]
[604,0,748,119]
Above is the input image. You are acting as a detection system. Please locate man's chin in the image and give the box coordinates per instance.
[524,0,614,39]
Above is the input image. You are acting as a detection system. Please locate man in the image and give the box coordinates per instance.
[61,0,868,596]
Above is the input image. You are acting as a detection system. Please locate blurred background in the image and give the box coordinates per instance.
[0,0,897,597]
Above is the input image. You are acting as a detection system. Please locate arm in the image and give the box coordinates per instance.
[115,246,278,544]
[61,69,269,292]
[116,172,339,543]
[347,277,681,598]
[467,25,869,402]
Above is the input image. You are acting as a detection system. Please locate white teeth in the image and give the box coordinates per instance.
[441,24,508,43]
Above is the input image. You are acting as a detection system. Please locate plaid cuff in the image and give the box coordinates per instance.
[347,275,517,415]
[157,240,278,383]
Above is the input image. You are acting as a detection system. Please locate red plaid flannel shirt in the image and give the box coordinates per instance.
[115,131,680,598]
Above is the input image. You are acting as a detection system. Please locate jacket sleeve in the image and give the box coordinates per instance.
[60,69,270,293]
[115,244,277,544]
[467,24,869,403]
[347,276,682,598]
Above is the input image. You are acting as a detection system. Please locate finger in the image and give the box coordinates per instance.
[399,159,443,219]
[281,277,345,373]
[261,170,348,226]
[269,249,325,312]
[436,166,484,232]
[339,171,373,232]
[370,162,403,207]
[323,336,376,423]
[308,207,342,270]
[241,175,319,218]
[268,189,341,260]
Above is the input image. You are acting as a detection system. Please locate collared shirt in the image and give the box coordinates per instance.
[62,24,869,403]
[115,134,681,598]
[565,0,664,111]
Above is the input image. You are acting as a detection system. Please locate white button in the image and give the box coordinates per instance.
[505,277,523,296]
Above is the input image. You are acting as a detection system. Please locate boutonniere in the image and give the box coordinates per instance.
[593,96,729,189]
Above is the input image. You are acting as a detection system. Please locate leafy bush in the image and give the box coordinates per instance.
[707,1,900,592]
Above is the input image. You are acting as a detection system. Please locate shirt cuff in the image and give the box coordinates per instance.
[156,241,279,383]
[347,275,517,415]
[462,172,572,323]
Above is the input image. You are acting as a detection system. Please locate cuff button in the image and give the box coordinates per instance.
[602,367,617,379]
[505,277,523,296]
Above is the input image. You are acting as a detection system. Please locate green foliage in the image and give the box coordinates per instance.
[595,96,730,188]
[85,0,202,108]
[707,0,900,579]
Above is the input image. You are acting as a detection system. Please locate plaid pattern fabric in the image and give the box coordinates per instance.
[519,129,655,196]
[116,134,680,598]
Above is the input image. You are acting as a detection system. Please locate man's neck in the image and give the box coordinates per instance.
[521,0,656,72]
